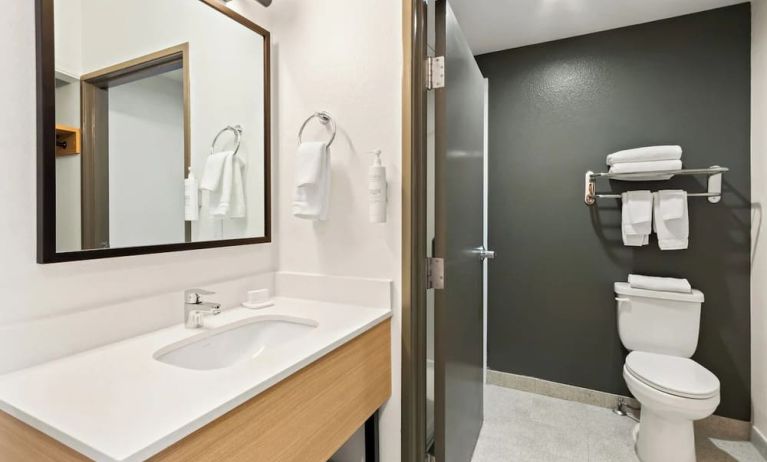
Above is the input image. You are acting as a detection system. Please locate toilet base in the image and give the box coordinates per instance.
[635,407,696,462]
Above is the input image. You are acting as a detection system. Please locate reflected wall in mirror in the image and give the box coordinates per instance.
[39,0,271,262]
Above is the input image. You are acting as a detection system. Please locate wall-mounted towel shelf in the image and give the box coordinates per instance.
[584,165,728,205]
[54,124,81,156]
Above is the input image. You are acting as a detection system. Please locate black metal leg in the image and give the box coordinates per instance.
[364,410,380,462]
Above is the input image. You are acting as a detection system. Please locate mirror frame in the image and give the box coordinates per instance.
[35,0,272,263]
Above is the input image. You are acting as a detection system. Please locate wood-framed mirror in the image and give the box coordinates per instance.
[36,0,271,263]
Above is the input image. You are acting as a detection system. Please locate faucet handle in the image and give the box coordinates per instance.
[185,288,215,304]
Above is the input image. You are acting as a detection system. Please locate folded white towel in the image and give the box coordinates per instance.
[653,190,689,250]
[628,274,692,293]
[607,146,682,166]
[293,142,330,220]
[621,191,653,247]
[609,160,683,181]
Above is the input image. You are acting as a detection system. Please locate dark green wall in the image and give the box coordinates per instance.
[477,4,751,420]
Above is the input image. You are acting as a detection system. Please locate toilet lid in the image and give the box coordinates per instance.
[625,351,720,399]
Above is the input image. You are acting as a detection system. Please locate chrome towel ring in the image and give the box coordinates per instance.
[298,111,336,147]
[211,125,243,156]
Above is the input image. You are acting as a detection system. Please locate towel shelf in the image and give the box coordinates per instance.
[584,165,728,206]
[55,124,81,156]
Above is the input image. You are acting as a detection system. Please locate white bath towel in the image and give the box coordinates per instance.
[609,160,683,181]
[628,274,692,293]
[606,145,683,166]
[293,142,330,220]
[621,191,653,247]
[653,190,689,250]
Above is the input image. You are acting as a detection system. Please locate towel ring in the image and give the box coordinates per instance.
[298,111,336,147]
[211,125,243,156]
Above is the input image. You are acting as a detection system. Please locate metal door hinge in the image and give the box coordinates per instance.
[426,257,445,289]
[426,56,445,90]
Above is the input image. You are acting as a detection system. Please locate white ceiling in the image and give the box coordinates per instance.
[449,0,748,55]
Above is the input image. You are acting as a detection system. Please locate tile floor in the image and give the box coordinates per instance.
[471,385,766,462]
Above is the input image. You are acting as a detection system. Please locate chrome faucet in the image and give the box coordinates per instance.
[184,288,221,329]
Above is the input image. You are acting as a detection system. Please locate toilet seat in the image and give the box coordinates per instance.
[625,351,720,399]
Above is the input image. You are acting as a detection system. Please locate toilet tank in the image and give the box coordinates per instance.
[614,282,705,358]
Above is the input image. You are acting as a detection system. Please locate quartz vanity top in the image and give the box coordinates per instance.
[0,298,391,461]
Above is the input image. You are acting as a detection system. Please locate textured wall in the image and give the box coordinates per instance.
[477,4,751,420]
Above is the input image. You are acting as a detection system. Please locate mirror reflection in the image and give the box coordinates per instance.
[53,0,268,253]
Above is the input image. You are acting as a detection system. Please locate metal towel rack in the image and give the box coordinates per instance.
[211,125,243,156]
[584,166,728,205]
[298,111,336,147]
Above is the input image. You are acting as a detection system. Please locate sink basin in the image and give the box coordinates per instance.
[154,315,318,370]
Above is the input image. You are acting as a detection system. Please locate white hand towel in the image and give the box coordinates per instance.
[621,191,653,247]
[293,142,330,220]
[199,150,247,219]
[229,156,247,218]
[659,189,685,220]
[200,150,233,191]
[628,274,692,293]
[295,141,325,186]
[211,152,234,217]
[606,146,682,166]
[653,190,689,250]
[608,160,683,181]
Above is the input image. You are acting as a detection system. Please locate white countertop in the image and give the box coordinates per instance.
[0,298,391,461]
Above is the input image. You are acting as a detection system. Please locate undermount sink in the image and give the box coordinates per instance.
[154,315,319,370]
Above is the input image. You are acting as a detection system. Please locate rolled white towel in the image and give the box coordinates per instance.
[607,146,682,166]
[628,274,692,293]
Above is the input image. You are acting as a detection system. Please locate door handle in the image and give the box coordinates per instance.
[478,247,495,261]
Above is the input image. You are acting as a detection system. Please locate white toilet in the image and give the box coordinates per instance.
[615,282,720,462]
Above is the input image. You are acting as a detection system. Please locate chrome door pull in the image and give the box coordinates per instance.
[478,247,495,261]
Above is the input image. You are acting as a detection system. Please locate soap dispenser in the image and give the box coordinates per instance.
[368,150,388,223]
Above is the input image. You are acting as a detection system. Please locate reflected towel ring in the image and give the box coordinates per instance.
[211,125,243,156]
[298,111,336,148]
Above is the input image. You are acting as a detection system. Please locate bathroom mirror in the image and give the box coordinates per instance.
[36,0,271,263]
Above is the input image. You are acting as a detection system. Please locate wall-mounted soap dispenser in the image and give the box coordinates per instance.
[369,150,388,223]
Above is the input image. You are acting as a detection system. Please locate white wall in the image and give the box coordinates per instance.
[108,72,186,248]
[752,0,767,445]
[53,0,82,78]
[266,0,403,459]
